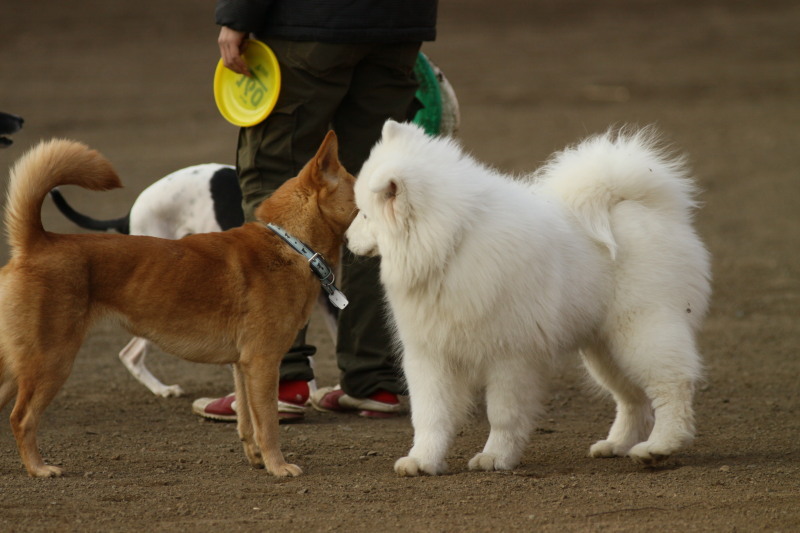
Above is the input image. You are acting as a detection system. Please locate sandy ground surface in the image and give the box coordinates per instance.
[1,0,798,531]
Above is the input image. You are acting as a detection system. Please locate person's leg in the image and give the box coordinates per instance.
[237,40,357,222]
[333,43,421,175]
[336,252,402,398]
[332,43,421,399]
[208,41,363,415]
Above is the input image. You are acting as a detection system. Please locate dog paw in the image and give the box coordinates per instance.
[242,444,265,468]
[394,456,445,476]
[394,456,424,476]
[29,464,64,478]
[589,439,631,458]
[157,385,184,398]
[268,463,303,477]
[628,442,672,465]
[467,452,516,472]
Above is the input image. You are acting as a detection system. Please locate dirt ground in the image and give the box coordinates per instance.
[1,0,798,531]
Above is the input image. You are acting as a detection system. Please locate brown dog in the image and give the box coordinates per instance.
[0,131,356,477]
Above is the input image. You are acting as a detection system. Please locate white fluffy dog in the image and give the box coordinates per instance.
[346,121,711,475]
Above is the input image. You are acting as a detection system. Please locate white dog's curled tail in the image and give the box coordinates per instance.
[4,139,121,255]
[536,127,698,260]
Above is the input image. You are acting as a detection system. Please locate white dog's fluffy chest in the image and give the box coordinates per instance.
[384,185,612,367]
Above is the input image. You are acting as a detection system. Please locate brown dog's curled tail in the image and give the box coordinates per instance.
[4,139,121,255]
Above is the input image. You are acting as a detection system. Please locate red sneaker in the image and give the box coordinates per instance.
[279,380,310,406]
[192,393,237,422]
[277,380,309,422]
[192,380,310,423]
[310,386,403,418]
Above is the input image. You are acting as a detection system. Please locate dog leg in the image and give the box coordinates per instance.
[232,364,263,468]
[0,370,17,412]
[582,345,653,458]
[468,359,545,472]
[237,355,302,477]
[589,399,653,459]
[628,380,696,465]
[10,352,77,478]
[119,337,184,397]
[606,318,700,464]
[0,353,17,411]
[395,351,471,476]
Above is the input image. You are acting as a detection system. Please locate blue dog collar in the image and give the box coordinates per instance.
[265,222,348,310]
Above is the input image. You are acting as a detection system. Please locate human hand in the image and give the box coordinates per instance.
[218,26,251,76]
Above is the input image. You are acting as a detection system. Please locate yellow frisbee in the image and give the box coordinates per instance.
[213,39,281,127]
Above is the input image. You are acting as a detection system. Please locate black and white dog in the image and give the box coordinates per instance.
[51,164,243,238]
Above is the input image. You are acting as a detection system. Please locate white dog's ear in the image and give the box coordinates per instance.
[382,120,405,142]
[369,177,398,199]
[369,176,404,224]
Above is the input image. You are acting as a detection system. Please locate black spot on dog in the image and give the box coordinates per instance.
[209,167,245,230]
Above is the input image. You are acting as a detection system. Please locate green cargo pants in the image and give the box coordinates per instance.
[236,39,420,398]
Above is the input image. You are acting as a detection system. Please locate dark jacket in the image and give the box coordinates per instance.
[216,0,437,43]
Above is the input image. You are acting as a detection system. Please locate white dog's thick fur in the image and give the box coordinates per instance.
[347,121,711,475]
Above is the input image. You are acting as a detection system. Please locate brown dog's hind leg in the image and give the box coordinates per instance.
[9,341,82,478]
[11,378,68,477]
[239,353,302,477]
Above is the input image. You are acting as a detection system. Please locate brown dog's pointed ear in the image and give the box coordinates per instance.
[309,130,341,191]
[316,130,339,168]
